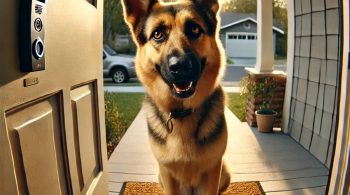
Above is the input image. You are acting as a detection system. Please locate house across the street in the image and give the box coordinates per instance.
[220,13,284,58]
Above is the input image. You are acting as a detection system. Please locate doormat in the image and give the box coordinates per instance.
[120,181,265,195]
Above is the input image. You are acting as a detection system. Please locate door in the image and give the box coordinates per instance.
[0,0,108,194]
[226,32,257,58]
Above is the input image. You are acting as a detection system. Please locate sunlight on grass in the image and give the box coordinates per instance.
[106,92,144,129]
[227,93,247,122]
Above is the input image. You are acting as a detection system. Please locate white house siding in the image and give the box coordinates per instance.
[288,0,342,168]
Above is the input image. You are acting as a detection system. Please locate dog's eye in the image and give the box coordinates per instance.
[185,21,202,40]
[152,30,165,42]
[192,26,200,35]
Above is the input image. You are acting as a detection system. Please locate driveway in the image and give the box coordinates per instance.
[224,64,286,83]
[104,58,287,87]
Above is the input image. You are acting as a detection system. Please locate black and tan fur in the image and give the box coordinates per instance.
[122,0,230,194]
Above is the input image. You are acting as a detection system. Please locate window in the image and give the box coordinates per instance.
[247,35,256,40]
[228,35,238,39]
[238,35,246,40]
[227,34,256,40]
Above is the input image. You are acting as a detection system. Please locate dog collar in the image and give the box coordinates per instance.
[166,109,193,134]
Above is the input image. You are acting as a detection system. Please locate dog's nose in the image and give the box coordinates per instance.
[168,56,192,75]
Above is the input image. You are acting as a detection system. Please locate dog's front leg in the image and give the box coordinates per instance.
[204,159,223,195]
[159,165,180,195]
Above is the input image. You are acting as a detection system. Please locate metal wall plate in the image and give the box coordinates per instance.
[19,0,47,72]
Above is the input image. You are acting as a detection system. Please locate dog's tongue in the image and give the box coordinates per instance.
[173,81,193,93]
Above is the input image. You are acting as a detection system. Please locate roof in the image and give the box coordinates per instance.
[220,12,285,34]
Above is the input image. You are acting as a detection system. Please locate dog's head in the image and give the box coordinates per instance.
[122,0,225,108]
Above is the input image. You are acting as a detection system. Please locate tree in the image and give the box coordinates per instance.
[103,0,129,43]
[221,0,257,13]
[221,0,287,27]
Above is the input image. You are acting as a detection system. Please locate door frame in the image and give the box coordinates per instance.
[327,0,350,193]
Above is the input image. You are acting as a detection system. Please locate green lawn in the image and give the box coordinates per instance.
[104,92,246,157]
[105,92,246,138]
[227,93,247,122]
[105,92,144,129]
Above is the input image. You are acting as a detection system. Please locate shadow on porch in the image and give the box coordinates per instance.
[108,108,329,195]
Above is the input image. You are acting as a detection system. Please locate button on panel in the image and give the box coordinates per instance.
[34,18,43,32]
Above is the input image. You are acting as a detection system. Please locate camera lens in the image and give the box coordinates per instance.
[32,38,45,60]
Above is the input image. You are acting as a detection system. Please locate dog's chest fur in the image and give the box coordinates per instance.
[144,87,227,184]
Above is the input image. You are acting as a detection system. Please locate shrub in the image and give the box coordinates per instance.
[105,92,125,156]
[240,76,277,114]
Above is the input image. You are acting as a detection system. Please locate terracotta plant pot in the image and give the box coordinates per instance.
[255,110,277,133]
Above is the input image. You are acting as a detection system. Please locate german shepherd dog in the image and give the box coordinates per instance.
[122,0,230,194]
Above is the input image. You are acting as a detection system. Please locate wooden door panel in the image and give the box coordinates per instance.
[71,83,102,194]
[5,94,70,195]
[0,0,107,193]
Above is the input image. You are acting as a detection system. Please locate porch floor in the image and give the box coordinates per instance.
[108,108,329,195]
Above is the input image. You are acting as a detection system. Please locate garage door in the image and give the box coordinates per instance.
[226,33,257,58]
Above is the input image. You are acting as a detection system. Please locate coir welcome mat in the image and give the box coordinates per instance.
[120,181,265,195]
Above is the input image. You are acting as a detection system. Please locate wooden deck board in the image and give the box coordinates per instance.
[266,186,327,195]
[109,182,124,193]
[230,168,328,182]
[108,108,329,194]
[261,176,328,192]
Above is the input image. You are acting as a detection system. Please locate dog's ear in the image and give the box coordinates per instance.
[122,0,158,28]
[192,0,219,14]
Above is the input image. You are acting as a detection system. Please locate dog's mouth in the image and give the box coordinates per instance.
[171,81,196,98]
[156,56,206,99]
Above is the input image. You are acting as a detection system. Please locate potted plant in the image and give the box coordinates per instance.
[240,76,277,133]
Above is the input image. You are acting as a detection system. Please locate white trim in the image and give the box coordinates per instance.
[328,0,350,193]
[221,18,255,29]
[282,0,295,133]
[221,17,285,34]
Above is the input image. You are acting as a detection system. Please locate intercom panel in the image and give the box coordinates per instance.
[19,0,47,72]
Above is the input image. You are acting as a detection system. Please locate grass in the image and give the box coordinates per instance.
[109,93,144,127]
[104,92,247,157]
[227,58,235,64]
[227,93,247,122]
[107,92,247,125]
[105,92,144,157]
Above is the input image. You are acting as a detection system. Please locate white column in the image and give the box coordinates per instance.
[256,0,274,72]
